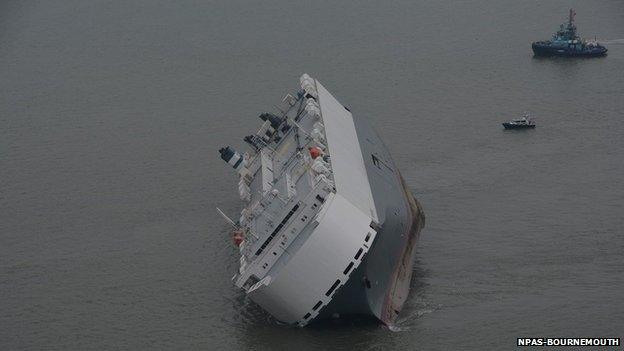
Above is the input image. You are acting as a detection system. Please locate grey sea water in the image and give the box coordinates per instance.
[2,0,623,350]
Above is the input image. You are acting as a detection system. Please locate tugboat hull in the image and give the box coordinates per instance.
[532,42,607,57]
[502,123,536,130]
[532,9,608,57]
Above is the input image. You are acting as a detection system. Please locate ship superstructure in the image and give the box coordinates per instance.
[532,9,607,57]
[219,74,424,327]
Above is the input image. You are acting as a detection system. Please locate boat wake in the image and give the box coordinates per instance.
[598,38,624,44]
[386,301,441,332]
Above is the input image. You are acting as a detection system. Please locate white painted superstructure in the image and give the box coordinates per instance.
[218,74,425,327]
[249,192,376,324]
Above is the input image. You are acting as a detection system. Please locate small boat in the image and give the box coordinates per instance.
[502,113,536,129]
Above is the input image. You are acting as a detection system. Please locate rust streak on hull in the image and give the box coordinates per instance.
[380,173,425,325]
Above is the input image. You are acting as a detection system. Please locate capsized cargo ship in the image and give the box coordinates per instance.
[532,9,607,57]
[218,74,425,327]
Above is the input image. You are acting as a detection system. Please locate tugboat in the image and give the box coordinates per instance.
[502,112,536,130]
[532,9,607,57]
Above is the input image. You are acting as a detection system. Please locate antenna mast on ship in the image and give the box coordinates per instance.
[569,8,576,26]
[565,8,578,39]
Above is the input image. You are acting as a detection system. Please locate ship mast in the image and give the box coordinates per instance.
[566,8,578,39]
[569,8,576,26]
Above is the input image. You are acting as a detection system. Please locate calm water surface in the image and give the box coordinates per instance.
[1,0,623,349]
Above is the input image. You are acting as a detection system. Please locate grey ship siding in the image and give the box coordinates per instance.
[317,110,425,324]
[220,75,424,327]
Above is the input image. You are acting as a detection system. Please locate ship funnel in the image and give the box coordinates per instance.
[243,135,261,150]
[259,113,283,129]
[219,146,244,170]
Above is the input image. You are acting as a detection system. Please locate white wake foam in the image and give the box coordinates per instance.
[598,38,624,44]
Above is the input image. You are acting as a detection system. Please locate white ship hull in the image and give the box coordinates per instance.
[220,75,424,326]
